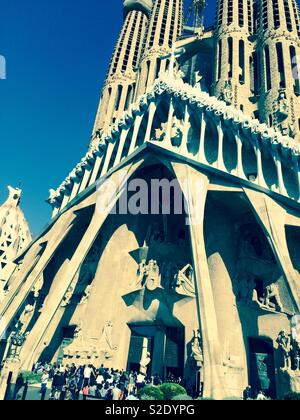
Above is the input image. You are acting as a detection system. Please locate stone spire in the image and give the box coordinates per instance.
[256,0,300,138]
[136,0,184,97]
[92,0,152,137]
[213,0,256,115]
[0,186,32,291]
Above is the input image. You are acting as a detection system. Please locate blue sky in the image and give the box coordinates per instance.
[0,0,216,237]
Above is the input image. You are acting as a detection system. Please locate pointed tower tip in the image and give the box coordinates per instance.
[123,0,153,16]
[5,186,22,207]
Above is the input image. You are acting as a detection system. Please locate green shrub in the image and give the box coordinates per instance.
[160,383,187,400]
[197,397,215,401]
[20,371,43,385]
[138,385,164,401]
[284,392,300,401]
[171,394,193,401]
[223,396,243,401]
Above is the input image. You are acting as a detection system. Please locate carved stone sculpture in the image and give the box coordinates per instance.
[277,331,292,371]
[140,351,151,376]
[80,284,92,305]
[99,321,118,360]
[136,260,161,292]
[173,264,196,297]
[220,80,233,106]
[276,90,290,136]
[264,284,283,312]
[144,260,161,291]
[191,329,204,369]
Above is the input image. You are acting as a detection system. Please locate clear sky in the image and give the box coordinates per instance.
[0,0,216,237]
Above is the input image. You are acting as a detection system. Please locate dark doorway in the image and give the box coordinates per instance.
[127,325,184,380]
[249,337,277,399]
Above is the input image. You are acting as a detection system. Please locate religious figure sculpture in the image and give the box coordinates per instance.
[136,260,161,292]
[277,331,292,371]
[79,284,92,305]
[264,284,283,312]
[99,321,118,360]
[220,80,233,106]
[173,264,196,298]
[140,351,151,376]
[275,90,290,136]
[191,329,204,369]
[170,117,184,147]
[144,260,161,291]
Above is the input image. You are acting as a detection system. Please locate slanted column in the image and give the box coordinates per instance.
[52,205,60,218]
[14,159,144,373]
[89,152,104,186]
[217,120,225,171]
[172,162,228,400]
[69,177,81,202]
[254,140,267,188]
[114,128,130,166]
[164,98,175,148]
[180,104,191,155]
[273,149,287,196]
[144,101,157,143]
[128,114,144,155]
[198,112,207,163]
[100,140,116,178]
[79,163,93,194]
[234,130,245,178]
[60,187,71,211]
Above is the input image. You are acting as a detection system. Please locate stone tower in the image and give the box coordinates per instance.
[213,0,256,115]
[0,187,31,294]
[136,0,184,97]
[256,0,300,138]
[92,0,152,136]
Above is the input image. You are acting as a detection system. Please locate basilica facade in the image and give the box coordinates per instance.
[1,0,300,400]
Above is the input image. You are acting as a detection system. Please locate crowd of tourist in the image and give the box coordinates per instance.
[17,362,183,401]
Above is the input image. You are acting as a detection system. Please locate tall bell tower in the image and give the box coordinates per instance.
[136,0,184,97]
[213,0,255,115]
[257,0,300,138]
[92,0,152,136]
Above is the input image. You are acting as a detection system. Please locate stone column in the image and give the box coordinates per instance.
[217,120,225,171]
[198,112,207,164]
[172,162,227,400]
[89,153,104,186]
[254,141,267,188]
[164,99,175,149]
[274,151,287,196]
[180,104,191,155]
[128,114,144,155]
[100,141,116,178]
[235,131,245,178]
[114,128,130,166]
[79,165,93,194]
[144,101,157,143]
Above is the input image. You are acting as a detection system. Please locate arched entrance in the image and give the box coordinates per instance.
[126,324,185,380]
[248,337,277,399]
